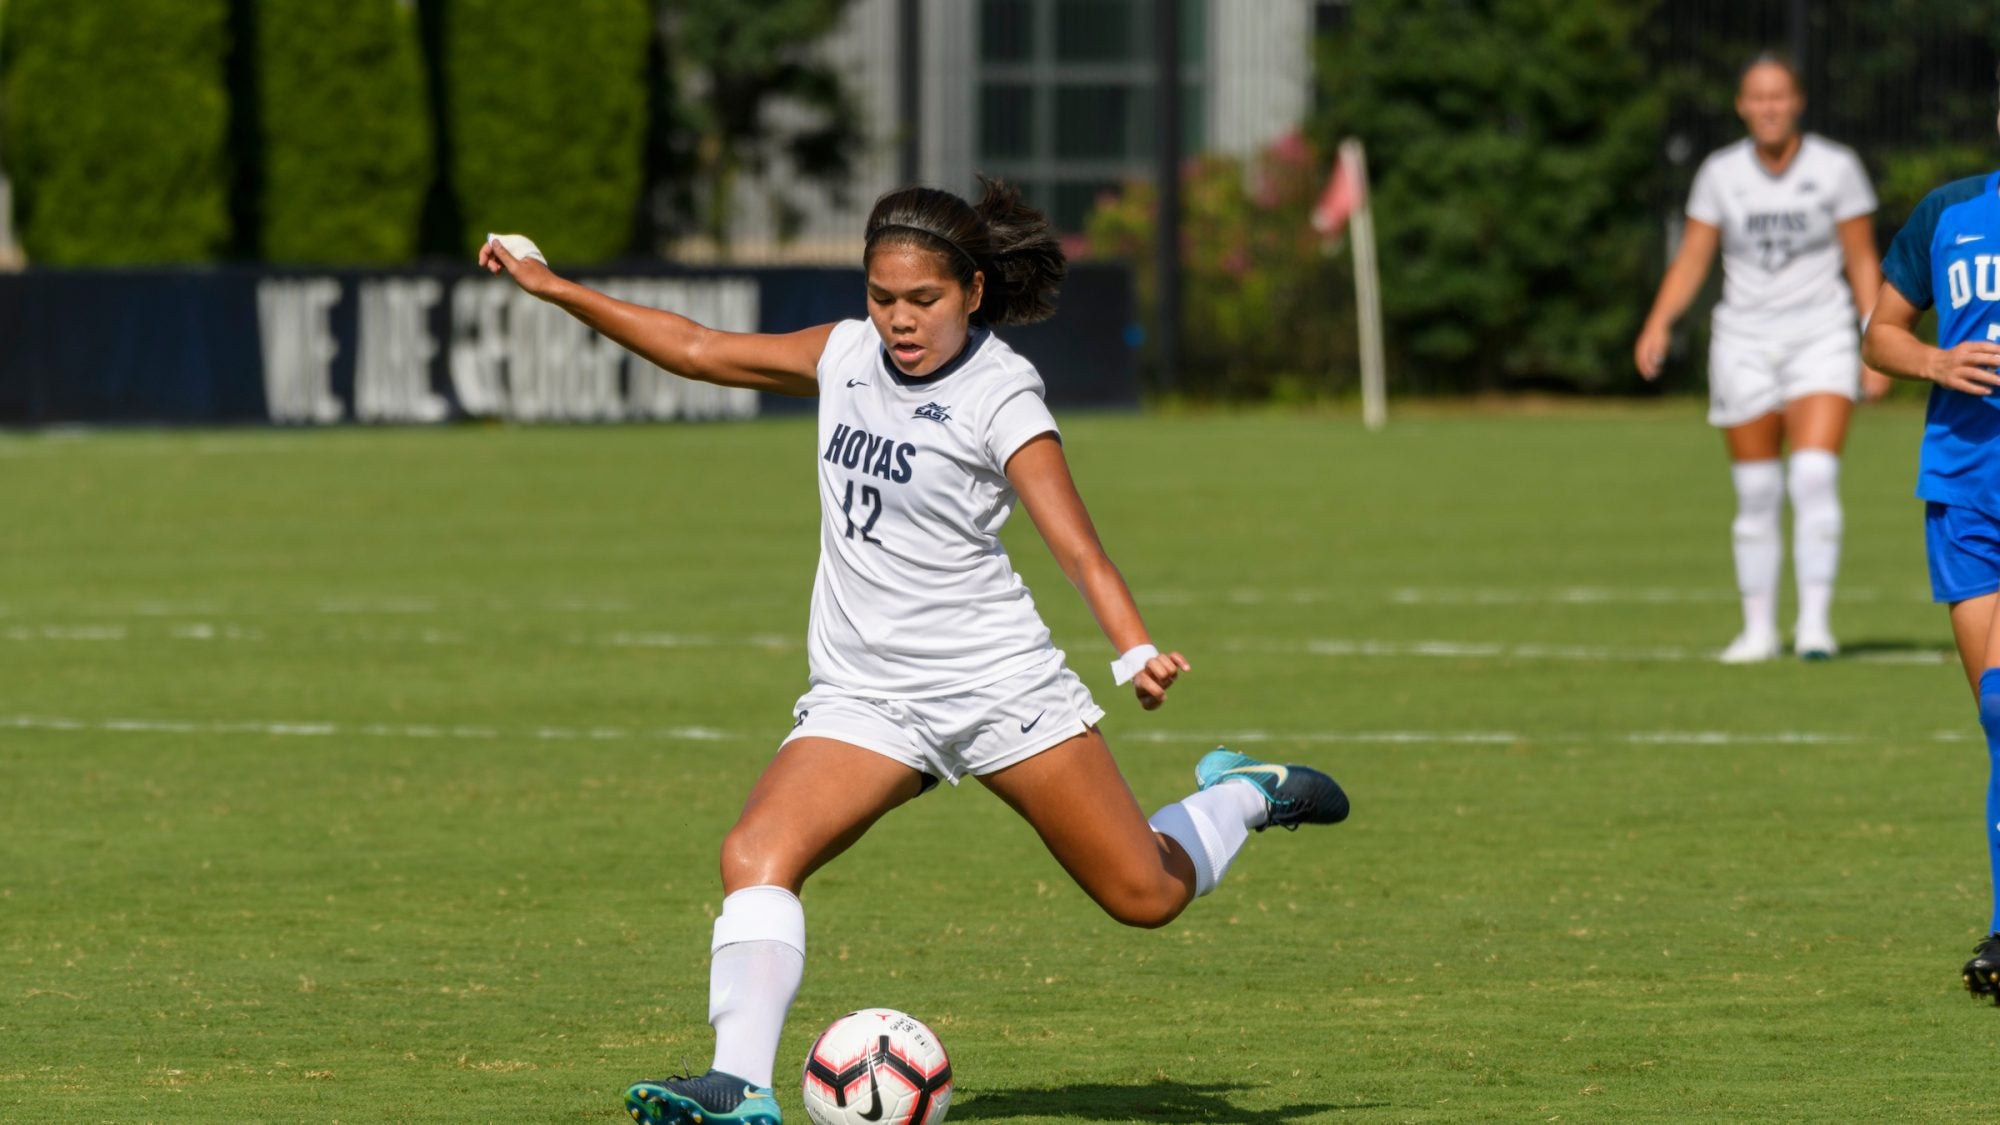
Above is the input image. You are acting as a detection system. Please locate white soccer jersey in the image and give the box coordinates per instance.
[806,319,1063,698]
[1686,134,1877,340]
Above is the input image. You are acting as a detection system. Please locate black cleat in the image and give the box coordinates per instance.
[1195,748,1350,831]
[624,1069,782,1124]
[1964,933,2000,1004]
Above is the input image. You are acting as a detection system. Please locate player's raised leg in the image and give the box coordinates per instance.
[978,730,1347,927]
[627,739,926,1125]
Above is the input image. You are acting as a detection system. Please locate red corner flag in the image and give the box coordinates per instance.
[1311,143,1365,238]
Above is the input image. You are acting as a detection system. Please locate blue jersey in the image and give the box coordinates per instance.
[1882,171,2000,518]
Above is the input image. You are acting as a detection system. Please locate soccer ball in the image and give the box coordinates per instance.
[801,1008,953,1125]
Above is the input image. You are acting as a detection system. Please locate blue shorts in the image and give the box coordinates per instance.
[1926,500,2000,603]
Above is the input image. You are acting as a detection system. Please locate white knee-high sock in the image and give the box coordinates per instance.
[1730,460,1784,638]
[707,885,805,1089]
[1148,780,1264,897]
[1787,449,1842,637]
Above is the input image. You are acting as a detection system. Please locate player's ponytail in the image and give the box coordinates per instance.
[863,177,1066,327]
[970,176,1064,326]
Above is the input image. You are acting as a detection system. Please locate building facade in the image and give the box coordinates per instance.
[680,0,1319,262]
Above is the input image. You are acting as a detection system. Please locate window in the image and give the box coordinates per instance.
[975,0,1208,233]
[1054,0,1137,63]
[980,0,1035,63]
[980,84,1037,160]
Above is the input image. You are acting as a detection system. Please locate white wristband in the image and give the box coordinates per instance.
[486,232,547,265]
[1111,643,1159,686]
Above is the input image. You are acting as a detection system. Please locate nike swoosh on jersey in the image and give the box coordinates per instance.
[1958,234,1986,244]
[847,378,870,387]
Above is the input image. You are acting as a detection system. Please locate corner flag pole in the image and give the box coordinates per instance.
[1342,139,1388,431]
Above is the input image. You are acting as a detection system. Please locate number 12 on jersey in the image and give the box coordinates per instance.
[841,479,884,545]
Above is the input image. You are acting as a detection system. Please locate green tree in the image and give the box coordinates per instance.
[655,0,863,258]
[253,0,432,264]
[1314,0,1663,391]
[1,0,230,265]
[443,0,650,262]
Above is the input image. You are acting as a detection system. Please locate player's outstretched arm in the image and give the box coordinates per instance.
[478,236,830,397]
[1634,218,1720,380]
[1863,282,2000,396]
[1006,433,1190,710]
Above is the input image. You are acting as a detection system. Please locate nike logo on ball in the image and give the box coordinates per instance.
[1020,711,1045,734]
[858,1060,885,1121]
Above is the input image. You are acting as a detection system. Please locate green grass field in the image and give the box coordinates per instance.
[4,403,1999,1123]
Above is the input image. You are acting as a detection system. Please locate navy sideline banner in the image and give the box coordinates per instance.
[0,264,1136,426]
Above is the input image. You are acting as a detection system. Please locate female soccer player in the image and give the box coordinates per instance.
[1861,98,2000,999]
[1634,54,1884,663]
[478,180,1350,1123]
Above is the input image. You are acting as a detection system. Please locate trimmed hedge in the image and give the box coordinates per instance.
[442,0,651,263]
[255,0,432,264]
[1,0,231,264]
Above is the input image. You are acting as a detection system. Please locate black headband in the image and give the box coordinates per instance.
[867,223,982,274]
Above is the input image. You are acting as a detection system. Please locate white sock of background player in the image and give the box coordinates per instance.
[706,885,804,1089]
[1147,779,1268,896]
[1788,449,1842,643]
[1730,459,1784,641]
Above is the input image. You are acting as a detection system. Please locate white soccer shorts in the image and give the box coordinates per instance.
[781,651,1107,786]
[1706,325,1861,428]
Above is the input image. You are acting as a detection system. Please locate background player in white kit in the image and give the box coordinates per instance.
[478,180,1350,1125]
[1635,54,1884,662]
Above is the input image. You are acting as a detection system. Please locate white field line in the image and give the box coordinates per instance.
[1385,586,1898,606]
[0,713,1973,748]
[0,622,1950,665]
[1124,728,1977,747]
[1135,585,1929,607]
[0,432,316,457]
[0,714,732,743]
[1233,638,1953,666]
[2,583,1934,620]
[595,631,796,650]
[3,580,1936,616]
[0,597,645,619]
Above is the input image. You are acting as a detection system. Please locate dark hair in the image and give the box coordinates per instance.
[1739,51,1803,95]
[863,176,1066,326]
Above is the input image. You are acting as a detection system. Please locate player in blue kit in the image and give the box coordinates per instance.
[479,180,1351,1123]
[1861,97,2000,998]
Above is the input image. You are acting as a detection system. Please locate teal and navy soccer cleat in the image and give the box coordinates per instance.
[625,1070,782,1125]
[1196,748,1349,831]
[1964,934,2000,1005]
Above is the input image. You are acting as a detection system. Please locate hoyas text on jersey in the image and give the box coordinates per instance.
[824,422,916,484]
[1745,210,1809,234]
